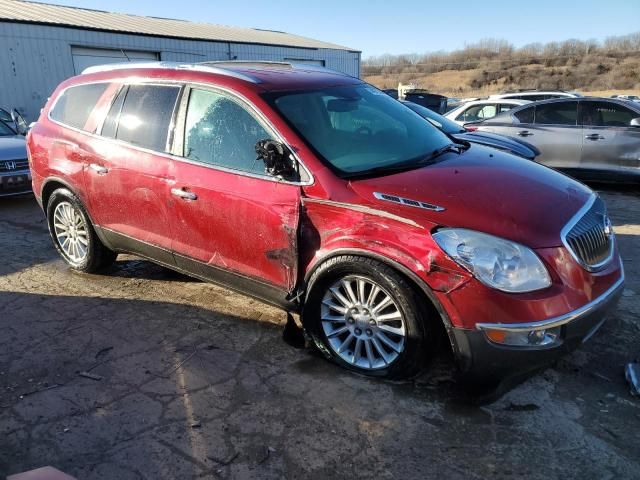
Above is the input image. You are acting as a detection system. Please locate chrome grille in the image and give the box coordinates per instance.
[564,196,613,270]
[0,159,29,172]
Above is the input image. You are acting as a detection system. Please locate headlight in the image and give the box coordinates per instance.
[432,228,551,293]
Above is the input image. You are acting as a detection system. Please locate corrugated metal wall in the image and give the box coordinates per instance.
[0,22,360,120]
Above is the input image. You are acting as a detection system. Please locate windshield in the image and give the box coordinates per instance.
[402,101,465,134]
[265,85,452,177]
[0,120,15,136]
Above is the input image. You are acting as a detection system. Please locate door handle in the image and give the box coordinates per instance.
[171,188,198,201]
[585,133,604,140]
[517,130,533,137]
[89,163,108,175]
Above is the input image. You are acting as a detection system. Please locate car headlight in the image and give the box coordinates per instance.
[432,228,551,293]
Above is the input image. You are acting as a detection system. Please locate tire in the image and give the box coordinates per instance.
[46,188,117,273]
[303,255,433,379]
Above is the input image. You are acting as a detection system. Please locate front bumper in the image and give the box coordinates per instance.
[0,169,32,197]
[452,268,625,382]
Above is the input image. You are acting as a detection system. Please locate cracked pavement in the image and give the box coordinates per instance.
[1,188,639,479]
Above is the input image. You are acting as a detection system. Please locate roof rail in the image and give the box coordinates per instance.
[81,61,261,83]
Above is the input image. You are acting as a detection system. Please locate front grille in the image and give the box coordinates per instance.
[0,159,29,172]
[564,196,613,270]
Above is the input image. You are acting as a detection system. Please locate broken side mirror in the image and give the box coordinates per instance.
[255,139,298,181]
[11,109,28,136]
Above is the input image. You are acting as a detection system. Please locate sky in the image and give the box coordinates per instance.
[30,0,640,57]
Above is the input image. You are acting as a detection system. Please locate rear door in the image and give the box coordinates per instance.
[169,86,301,299]
[579,99,640,173]
[83,83,181,262]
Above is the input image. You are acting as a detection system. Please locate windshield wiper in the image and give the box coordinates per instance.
[344,143,465,179]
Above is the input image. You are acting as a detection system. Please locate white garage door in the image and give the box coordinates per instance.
[284,58,325,67]
[71,47,159,74]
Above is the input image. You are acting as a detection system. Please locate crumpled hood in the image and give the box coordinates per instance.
[349,145,593,248]
[0,136,27,161]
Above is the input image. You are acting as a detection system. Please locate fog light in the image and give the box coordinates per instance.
[483,326,561,347]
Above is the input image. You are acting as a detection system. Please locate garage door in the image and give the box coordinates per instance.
[284,58,325,67]
[71,47,159,74]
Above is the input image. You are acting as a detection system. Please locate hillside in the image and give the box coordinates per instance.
[363,34,640,97]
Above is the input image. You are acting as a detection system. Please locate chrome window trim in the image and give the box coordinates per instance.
[46,78,315,187]
[560,194,615,272]
[476,260,624,332]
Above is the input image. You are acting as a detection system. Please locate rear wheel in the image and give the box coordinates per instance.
[304,256,432,379]
[46,188,116,272]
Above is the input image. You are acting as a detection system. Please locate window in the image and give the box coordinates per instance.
[0,121,15,136]
[101,86,127,138]
[534,101,577,126]
[499,104,517,113]
[50,83,108,131]
[456,104,497,122]
[580,101,638,127]
[513,106,534,124]
[268,85,451,176]
[115,84,180,152]
[184,89,270,175]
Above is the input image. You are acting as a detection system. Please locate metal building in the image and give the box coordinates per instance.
[0,0,361,120]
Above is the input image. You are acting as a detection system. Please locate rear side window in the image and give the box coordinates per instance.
[50,83,108,131]
[580,101,637,127]
[535,102,577,126]
[513,106,534,124]
[115,84,180,152]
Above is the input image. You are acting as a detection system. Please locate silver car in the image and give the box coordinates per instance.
[473,97,640,182]
[0,118,30,197]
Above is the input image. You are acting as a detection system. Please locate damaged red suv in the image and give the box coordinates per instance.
[27,62,624,382]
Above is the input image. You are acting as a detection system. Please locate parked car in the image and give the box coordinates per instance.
[28,62,624,383]
[445,99,530,125]
[611,94,640,103]
[489,90,582,102]
[402,101,540,160]
[0,120,31,196]
[471,97,640,182]
[403,90,448,113]
[382,88,398,100]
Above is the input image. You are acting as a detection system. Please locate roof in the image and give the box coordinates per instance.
[0,0,359,52]
[75,61,363,92]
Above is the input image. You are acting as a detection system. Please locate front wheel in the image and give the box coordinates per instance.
[303,256,433,379]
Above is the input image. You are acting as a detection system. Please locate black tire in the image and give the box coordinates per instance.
[46,188,117,273]
[303,255,433,379]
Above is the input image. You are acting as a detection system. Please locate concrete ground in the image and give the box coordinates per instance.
[1,188,639,479]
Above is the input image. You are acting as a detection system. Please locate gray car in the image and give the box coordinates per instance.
[473,97,640,182]
[0,119,30,196]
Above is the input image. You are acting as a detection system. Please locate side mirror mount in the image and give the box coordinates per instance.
[11,109,28,136]
[255,139,298,180]
[630,117,640,127]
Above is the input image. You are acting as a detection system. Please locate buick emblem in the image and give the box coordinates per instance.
[5,161,16,170]
[603,217,613,237]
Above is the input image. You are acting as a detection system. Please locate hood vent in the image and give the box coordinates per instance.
[373,192,445,212]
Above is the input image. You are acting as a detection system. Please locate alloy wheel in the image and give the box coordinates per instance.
[53,201,89,263]
[320,275,406,370]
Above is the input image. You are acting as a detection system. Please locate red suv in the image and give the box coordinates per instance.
[27,62,624,382]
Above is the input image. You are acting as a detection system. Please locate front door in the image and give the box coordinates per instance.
[84,83,182,262]
[579,100,640,172]
[169,86,301,303]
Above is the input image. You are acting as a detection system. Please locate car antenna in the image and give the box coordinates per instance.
[120,49,131,62]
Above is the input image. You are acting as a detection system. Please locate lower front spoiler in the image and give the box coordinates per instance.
[452,275,624,384]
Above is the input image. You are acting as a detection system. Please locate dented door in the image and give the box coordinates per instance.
[169,161,300,292]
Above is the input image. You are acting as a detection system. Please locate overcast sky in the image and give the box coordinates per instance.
[31,0,640,57]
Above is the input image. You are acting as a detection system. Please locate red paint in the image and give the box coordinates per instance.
[28,64,623,339]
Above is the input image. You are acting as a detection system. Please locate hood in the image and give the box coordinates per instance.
[0,136,27,161]
[453,131,539,159]
[348,145,592,248]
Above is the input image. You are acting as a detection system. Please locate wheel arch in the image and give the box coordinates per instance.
[302,248,461,357]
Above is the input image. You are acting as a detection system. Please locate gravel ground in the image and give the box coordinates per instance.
[1,187,639,479]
